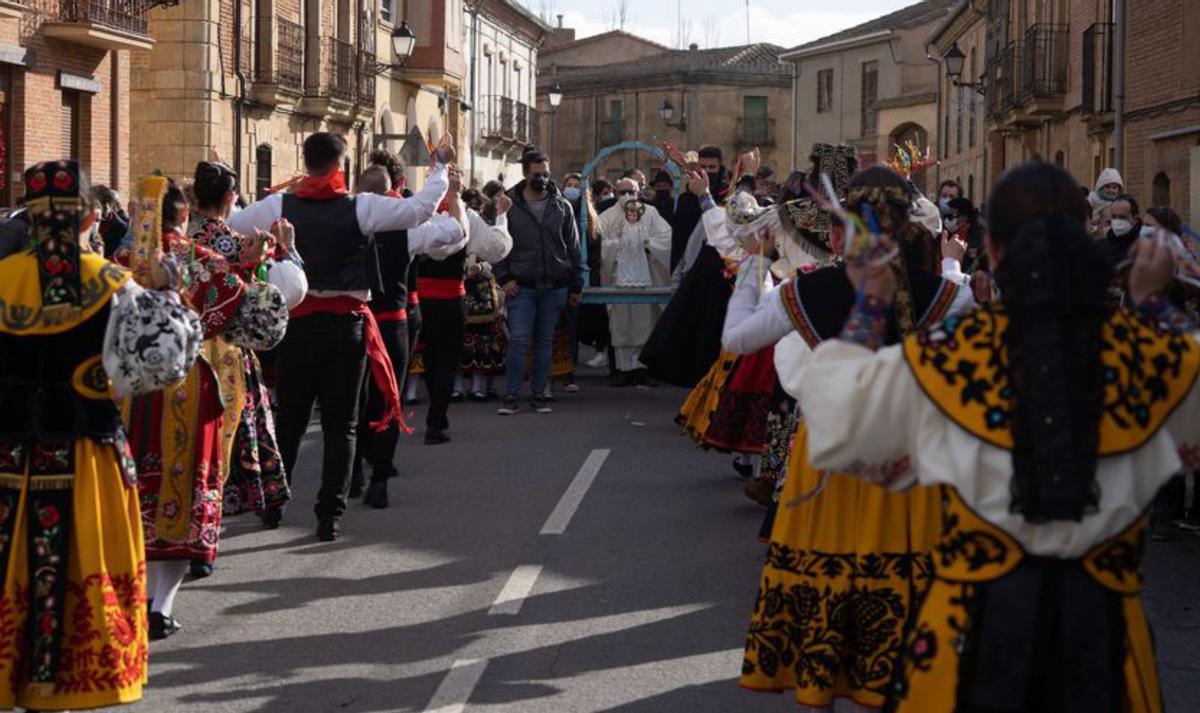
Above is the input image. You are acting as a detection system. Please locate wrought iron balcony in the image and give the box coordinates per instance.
[42,0,156,50]
[305,37,355,104]
[1021,23,1068,110]
[357,50,377,107]
[1082,23,1115,116]
[528,107,541,148]
[252,17,305,95]
[481,96,516,141]
[515,102,529,143]
[738,117,775,147]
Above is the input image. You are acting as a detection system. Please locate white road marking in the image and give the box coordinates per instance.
[489,565,543,616]
[540,448,611,535]
[425,659,488,713]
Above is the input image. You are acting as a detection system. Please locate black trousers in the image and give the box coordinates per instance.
[419,297,465,432]
[355,317,409,483]
[274,313,366,520]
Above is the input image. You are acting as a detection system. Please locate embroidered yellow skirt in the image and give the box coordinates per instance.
[676,350,738,444]
[740,421,942,709]
[0,440,147,710]
[890,487,1161,713]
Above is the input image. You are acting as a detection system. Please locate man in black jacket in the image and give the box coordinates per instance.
[496,147,582,415]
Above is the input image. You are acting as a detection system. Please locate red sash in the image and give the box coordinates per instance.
[416,277,466,299]
[290,295,409,433]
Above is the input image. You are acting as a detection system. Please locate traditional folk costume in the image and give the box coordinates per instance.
[0,160,202,709]
[794,296,1198,713]
[416,208,509,435]
[228,165,463,528]
[188,214,303,519]
[353,190,418,498]
[598,200,672,377]
[123,182,292,633]
[725,176,973,708]
[460,212,514,397]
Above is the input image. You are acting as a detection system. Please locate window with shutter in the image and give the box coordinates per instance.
[61,90,80,161]
[860,61,878,136]
[256,144,273,199]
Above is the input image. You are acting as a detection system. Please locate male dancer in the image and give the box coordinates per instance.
[230,132,465,540]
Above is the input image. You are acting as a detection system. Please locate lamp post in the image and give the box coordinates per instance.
[942,42,984,95]
[659,98,686,130]
[548,82,562,158]
[372,21,417,75]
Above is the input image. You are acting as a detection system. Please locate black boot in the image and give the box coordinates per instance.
[348,469,366,499]
[189,560,213,579]
[316,516,342,542]
[363,481,390,509]
[149,611,183,641]
[261,507,283,530]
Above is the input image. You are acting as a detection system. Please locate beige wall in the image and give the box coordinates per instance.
[545,82,792,181]
[541,35,666,70]
[789,20,942,168]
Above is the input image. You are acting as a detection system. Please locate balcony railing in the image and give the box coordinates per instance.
[481,96,516,140]
[528,107,541,147]
[515,102,529,143]
[306,37,355,103]
[993,43,1023,116]
[254,17,304,93]
[58,0,152,36]
[357,50,376,107]
[1082,22,1114,115]
[1021,23,1068,99]
[738,117,776,147]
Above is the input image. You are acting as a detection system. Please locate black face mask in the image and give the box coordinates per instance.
[655,189,671,202]
[528,172,550,192]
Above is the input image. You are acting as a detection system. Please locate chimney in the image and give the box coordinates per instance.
[689,43,698,51]
[557,13,563,28]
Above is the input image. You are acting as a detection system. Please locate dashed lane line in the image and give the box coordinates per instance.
[488,565,544,616]
[424,659,489,713]
[540,448,611,535]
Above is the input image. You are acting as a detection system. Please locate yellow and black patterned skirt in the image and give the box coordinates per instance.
[740,420,942,709]
[0,439,147,710]
[676,349,739,445]
[888,487,1162,713]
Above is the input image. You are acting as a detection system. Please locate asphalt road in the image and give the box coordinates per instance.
[124,368,1200,713]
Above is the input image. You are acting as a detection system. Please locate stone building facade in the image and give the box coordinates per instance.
[463,0,549,188]
[781,0,954,193]
[0,0,148,206]
[537,35,792,183]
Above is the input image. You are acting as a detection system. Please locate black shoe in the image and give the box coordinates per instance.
[531,396,553,414]
[316,517,342,542]
[469,390,488,403]
[149,611,183,641]
[348,472,366,499]
[424,429,451,445]
[364,481,389,509]
[732,458,755,480]
[451,391,465,403]
[498,395,520,415]
[189,560,213,579]
[261,507,283,530]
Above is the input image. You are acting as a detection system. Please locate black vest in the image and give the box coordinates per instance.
[282,194,383,293]
[368,229,410,313]
[794,264,948,344]
[417,247,468,286]
[0,304,121,445]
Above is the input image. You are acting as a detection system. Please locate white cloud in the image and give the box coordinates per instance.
[555,2,894,50]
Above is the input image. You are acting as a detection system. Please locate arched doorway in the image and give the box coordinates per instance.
[889,122,930,193]
[1153,171,1171,207]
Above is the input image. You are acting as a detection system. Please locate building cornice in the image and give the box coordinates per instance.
[536,68,791,93]
[779,30,893,61]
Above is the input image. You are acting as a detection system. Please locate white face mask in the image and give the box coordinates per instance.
[944,218,960,233]
[1110,219,1133,237]
[1139,225,1158,238]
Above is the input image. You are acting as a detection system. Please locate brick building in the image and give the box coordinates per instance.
[928,0,1200,221]
[131,0,377,195]
[537,32,793,182]
[0,0,150,206]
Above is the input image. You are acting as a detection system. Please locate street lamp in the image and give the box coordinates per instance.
[548,83,563,110]
[659,98,686,130]
[942,42,984,94]
[372,21,417,75]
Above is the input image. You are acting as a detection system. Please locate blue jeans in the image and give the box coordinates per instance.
[505,286,568,398]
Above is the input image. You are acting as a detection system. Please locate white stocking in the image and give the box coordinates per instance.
[148,560,189,617]
[472,373,486,394]
[405,376,419,402]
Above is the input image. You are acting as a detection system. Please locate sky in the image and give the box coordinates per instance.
[522,0,924,51]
